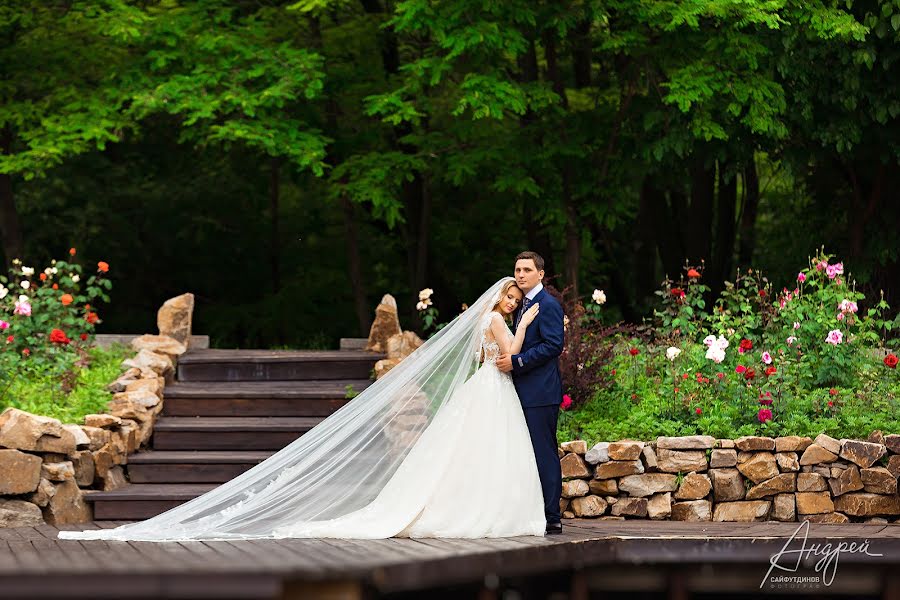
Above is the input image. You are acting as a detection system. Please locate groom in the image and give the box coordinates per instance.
[497,251,565,535]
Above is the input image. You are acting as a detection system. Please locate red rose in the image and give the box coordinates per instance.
[827,401,834,407]
[682,373,689,380]
[687,268,701,278]
[884,354,898,369]
[22,348,30,356]
[759,289,767,297]
[757,408,772,423]
[739,339,753,352]
[744,368,756,380]
[560,394,573,410]
[85,312,99,324]
[716,372,724,379]
[629,348,639,356]
[829,388,837,396]
[695,407,702,415]
[735,365,747,374]
[80,333,88,341]
[765,366,777,377]
[5,335,13,343]
[49,328,70,345]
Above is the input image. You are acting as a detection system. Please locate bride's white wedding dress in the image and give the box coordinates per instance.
[272,311,547,539]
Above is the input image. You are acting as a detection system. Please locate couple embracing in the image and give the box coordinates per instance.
[60,252,565,542]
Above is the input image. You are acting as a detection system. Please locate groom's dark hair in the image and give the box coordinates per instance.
[515,251,544,271]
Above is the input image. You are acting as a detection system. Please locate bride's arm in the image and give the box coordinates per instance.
[490,307,537,356]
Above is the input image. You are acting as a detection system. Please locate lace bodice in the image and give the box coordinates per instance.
[479,312,513,366]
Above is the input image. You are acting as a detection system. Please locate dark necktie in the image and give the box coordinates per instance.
[517,296,531,328]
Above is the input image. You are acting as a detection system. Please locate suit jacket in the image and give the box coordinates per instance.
[511,286,564,408]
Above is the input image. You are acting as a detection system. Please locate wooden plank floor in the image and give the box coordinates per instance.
[2,520,899,599]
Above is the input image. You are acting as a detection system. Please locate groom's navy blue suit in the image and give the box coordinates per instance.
[511,284,564,525]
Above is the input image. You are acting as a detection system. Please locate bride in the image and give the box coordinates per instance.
[59,277,548,541]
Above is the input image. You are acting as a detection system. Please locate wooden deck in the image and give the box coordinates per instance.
[2,520,899,599]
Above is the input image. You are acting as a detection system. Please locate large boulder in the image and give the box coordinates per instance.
[157,293,194,347]
[131,334,187,359]
[385,331,423,360]
[0,499,44,527]
[0,408,75,454]
[0,448,42,494]
[122,349,174,378]
[366,294,402,353]
[42,480,92,525]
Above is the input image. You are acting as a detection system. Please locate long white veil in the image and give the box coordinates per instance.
[59,277,514,541]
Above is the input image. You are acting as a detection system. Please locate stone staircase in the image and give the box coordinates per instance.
[87,348,381,520]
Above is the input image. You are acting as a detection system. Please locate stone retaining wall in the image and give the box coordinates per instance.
[0,293,194,527]
[558,434,900,523]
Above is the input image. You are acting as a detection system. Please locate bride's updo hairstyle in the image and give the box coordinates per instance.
[491,279,522,316]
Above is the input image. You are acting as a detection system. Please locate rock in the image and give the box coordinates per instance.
[365,294,402,353]
[562,511,575,519]
[0,408,75,454]
[710,468,745,502]
[122,349,174,377]
[41,461,75,482]
[385,331,424,360]
[589,479,617,495]
[885,434,900,454]
[656,449,707,473]
[71,451,95,488]
[611,497,648,517]
[671,500,712,521]
[157,292,194,347]
[799,444,838,466]
[797,473,828,492]
[834,493,900,517]
[717,439,735,449]
[865,516,890,524]
[80,426,111,451]
[83,414,122,429]
[585,442,609,465]
[814,433,841,455]
[736,452,779,484]
[595,460,644,479]
[812,465,832,477]
[860,468,898,495]
[775,452,799,472]
[839,439,886,469]
[887,455,900,478]
[42,480,92,525]
[558,447,564,459]
[828,465,864,497]
[773,493,796,522]
[805,512,850,524]
[608,441,645,460]
[125,377,164,397]
[674,473,712,500]
[0,499,45,527]
[775,436,813,453]
[29,478,57,507]
[867,430,885,445]
[796,492,835,515]
[561,479,590,498]
[570,495,608,517]
[92,446,115,482]
[560,453,591,479]
[560,498,570,514]
[101,465,128,491]
[0,448,42,494]
[710,449,737,468]
[642,445,658,470]
[106,397,154,424]
[373,358,402,379]
[131,334,187,359]
[112,390,161,410]
[746,473,796,499]
[713,501,771,522]
[735,436,775,451]
[62,424,91,449]
[618,473,678,497]
[560,440,588,455]
[656,435,715,450]
[598,515,625,521]
[647,493,672,520]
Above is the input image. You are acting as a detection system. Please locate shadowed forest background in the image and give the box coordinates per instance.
[2,0,899,348]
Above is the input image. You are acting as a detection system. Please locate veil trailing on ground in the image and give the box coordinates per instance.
[59,277,514,541]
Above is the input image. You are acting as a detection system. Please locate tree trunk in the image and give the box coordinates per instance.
[269,158,281,295]
[709,163,737,298]
[645,179,684,280]
[685,159,715,266]
[0,125,23,266]
[341,197,371,335]
[737,158,760,268]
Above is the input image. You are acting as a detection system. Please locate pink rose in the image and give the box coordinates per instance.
[13,301,31,316]
[0,320,8,330]
[797,272,806,282]
[825,329,843,345]
[761,351,772,365]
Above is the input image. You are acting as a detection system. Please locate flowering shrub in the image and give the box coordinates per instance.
[0,249,112,402]
[558,253,900,444]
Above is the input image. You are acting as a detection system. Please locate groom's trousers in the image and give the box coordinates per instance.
[523,404,562,524]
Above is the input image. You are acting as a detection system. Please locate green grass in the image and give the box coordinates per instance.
[0,343,132,424]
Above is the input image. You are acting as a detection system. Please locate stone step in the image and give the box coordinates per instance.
[176,349,384,382]
[152,417,322,450]
[161,380,373,417]
[127,450,275,483]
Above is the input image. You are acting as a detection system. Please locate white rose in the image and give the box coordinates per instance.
[21,266,34,276]
[592,289,607,305]
[0,286,7,299]
[416,301,428,311]
[72,274,80,283]
[666,347,681,361]
[20,280,30,289]
[18,294,28,302]
[418,288,434,300]
[51,267,58,274]
[705,346,726,364]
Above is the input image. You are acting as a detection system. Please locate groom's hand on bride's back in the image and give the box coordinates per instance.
[496,353,513,372]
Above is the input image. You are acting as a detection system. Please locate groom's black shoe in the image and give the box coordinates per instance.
[545,522,563,535]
